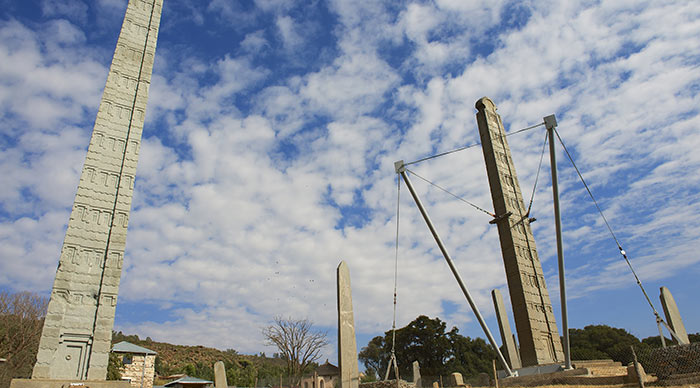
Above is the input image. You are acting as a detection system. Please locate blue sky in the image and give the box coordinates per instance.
[1,0,699,367]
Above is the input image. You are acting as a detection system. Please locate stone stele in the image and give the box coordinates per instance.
[214,361,228,388]
[476,97,564,366]
[659,286,690,345]
[412,361,421,388]
[30,0,163,382]
[491,289,522,370]
[337,261,359,388]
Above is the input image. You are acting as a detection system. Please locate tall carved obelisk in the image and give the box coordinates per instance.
[32,0,163,380]
[476,97,563,367]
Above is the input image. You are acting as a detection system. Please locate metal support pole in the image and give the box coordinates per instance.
[656,317,667,348]
[544,115,571,370]
[394,161,514,377]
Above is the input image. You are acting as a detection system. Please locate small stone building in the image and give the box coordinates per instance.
[163,376,214,388]
[112,341,157,388]
[301,360,339,388]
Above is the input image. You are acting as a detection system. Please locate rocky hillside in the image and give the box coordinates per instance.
[111,332,287,385]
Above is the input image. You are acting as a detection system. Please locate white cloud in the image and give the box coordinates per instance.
[255,0,296,13]
[240,30,269,53]
[276,15,303,50]
[2,0,700,360]
[41,0,89,24]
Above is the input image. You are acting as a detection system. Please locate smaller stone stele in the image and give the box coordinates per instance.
[659,286,690,345]
[214,361,228,388]
[412,361,421,388]
[491,289,521,370]
[449,373,467,388]
[337,261,359,388]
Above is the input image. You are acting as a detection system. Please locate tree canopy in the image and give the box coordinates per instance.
[569,324,641,364]
[358,315,496,380]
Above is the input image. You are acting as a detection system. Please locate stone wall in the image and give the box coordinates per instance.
[359,379,413,388]
[119,354,156,388]
[301,375,338,388]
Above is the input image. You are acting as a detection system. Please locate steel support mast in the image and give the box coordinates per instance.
[395,160,515,377]
[544,115,572,370]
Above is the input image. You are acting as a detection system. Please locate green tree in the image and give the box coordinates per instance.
[178,362,215,380]
[358,336,387,380]
[446,335,496,378]
[107,353,123,380]
[569,325,641,364]
[640,335,671,348]
[226,361,258,387]
[154,355,173,377]
[642,332,700,347]
[393,315,453,377]
[359,315,497,380]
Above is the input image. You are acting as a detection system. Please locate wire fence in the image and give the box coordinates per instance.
[366,343,700,388]
[634,342,700,384]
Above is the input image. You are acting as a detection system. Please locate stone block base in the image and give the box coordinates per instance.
[11,379,131,388]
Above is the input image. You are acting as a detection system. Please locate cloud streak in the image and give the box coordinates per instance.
[1,0,699,363]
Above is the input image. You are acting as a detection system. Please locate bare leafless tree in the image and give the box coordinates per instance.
[0,291,49,388]
[261,316,328,384]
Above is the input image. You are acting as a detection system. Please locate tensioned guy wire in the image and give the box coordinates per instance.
[526,130,550,215]
[404,122,545,167]
[405,168,495,217]
[552,128,662,320]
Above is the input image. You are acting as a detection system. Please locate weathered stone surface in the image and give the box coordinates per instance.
[31,0,163,381]
[659,286,690,345]
[359,380,412,388]
[214,361,227,388]
[625,362,647,384]
[118,354,156,388]
[491,289,521,370]
[476,97,563,366]
[411,361,421,388]
[449,373,465,387]
[337,261,359,388]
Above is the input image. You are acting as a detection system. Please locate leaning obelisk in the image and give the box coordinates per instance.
[32,0,163,380]
[476,97,564,367]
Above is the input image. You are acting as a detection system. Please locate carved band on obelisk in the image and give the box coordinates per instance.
[32,0,163,380]
[476,97,563,366]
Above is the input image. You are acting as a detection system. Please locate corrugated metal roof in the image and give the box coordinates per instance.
[164,376,213,386]
[111,341,157,355]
